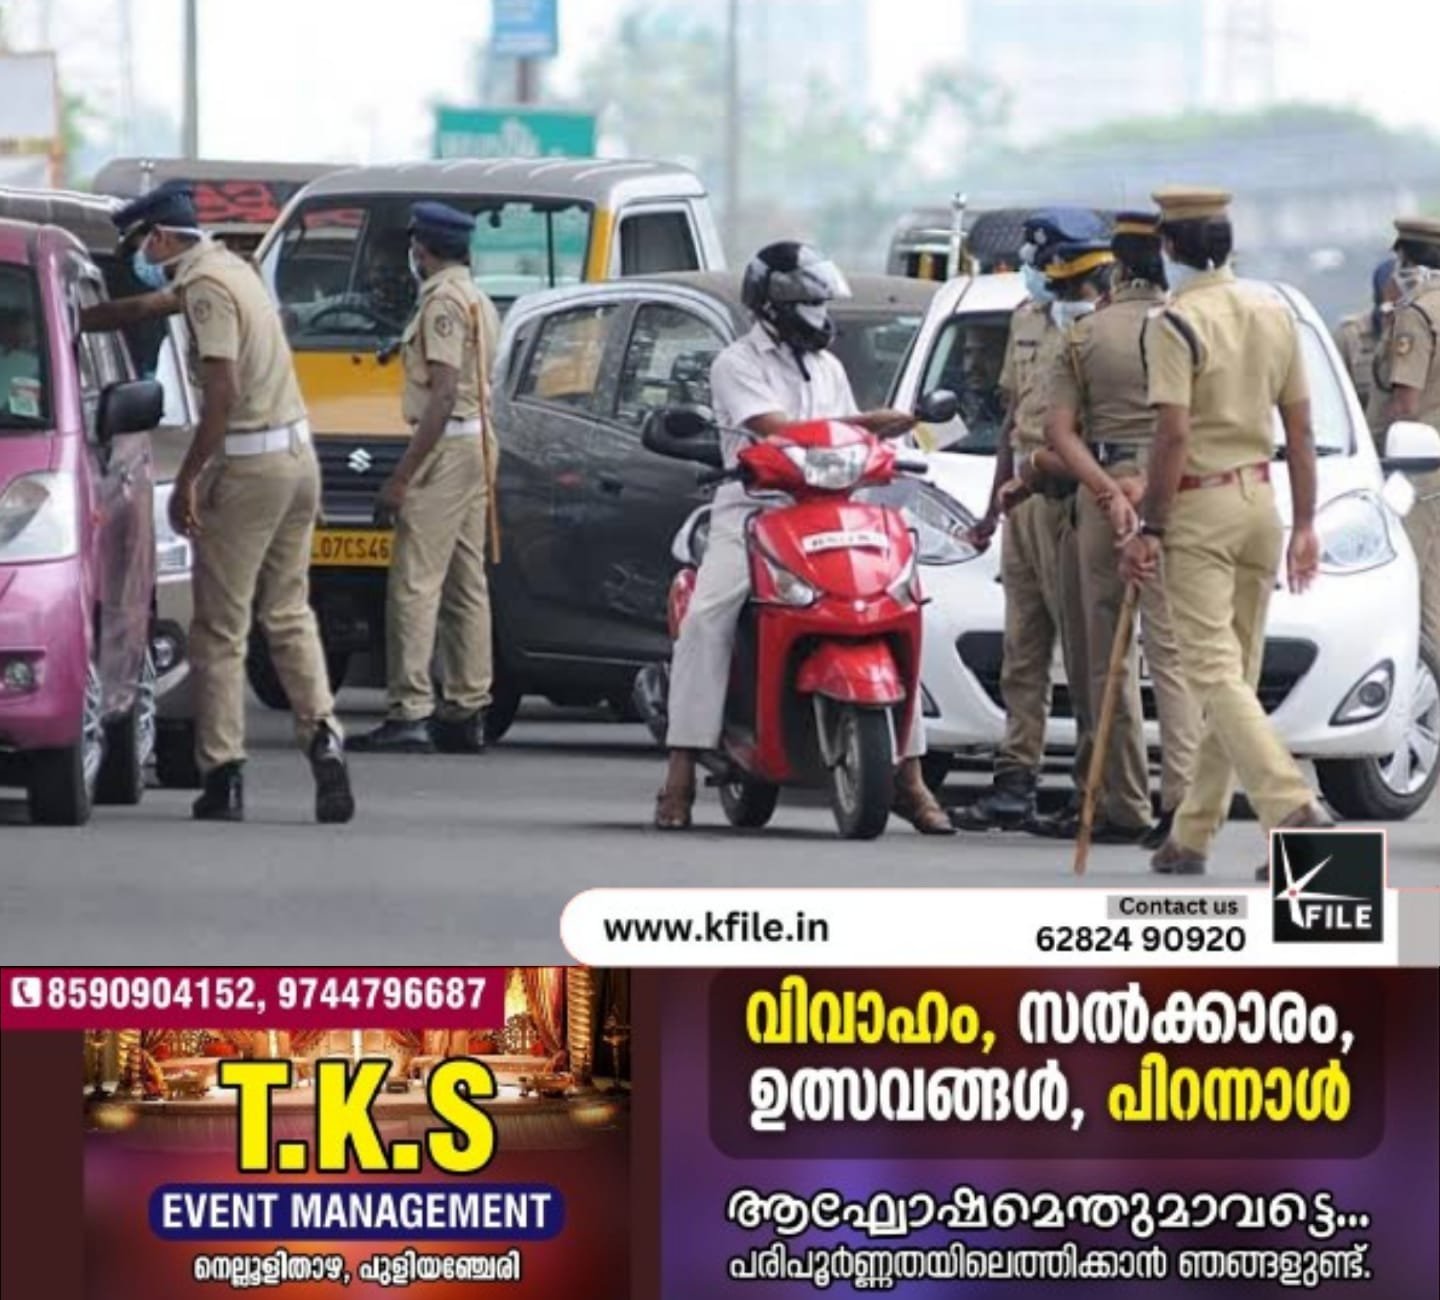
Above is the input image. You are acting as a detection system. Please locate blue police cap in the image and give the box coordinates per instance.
[409,201,476,241]
[112,179,199,242]
[1023,207,1110,266]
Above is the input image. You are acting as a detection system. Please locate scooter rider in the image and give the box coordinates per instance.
[654,241,954,834]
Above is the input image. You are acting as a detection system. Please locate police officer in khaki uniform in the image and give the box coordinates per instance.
[1333,256,1397,437]
[1379,217,1440,658]
[351,203,501,755]
[82,180,354,823]
[956,208,1101,832]
[1044,211,1201,849]
[1118,187,1331,878]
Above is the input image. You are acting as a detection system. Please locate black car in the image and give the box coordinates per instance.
[485,271,939,740]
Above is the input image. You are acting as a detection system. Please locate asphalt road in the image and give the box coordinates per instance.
[1,691,1435,963]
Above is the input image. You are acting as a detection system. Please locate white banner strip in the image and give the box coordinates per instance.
[561,887,1400,968]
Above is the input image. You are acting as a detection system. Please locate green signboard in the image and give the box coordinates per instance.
[433,106,596,161]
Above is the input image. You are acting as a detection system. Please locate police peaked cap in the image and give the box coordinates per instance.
[409,201,476,250]
[112,179,199,243]
[1023,207,1110,266]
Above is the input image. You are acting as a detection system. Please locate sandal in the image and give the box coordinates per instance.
[654,785,695,830]
[893,783,955,836]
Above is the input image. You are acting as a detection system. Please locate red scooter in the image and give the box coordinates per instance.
[637,396,954,839]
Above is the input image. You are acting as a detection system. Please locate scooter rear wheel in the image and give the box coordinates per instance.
[829,704,894,840]
[719,777,780,829]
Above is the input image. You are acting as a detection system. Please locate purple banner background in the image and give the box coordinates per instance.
[660,968,1439,1298]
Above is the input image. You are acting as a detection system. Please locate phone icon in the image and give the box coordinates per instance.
[11,976,41,1009]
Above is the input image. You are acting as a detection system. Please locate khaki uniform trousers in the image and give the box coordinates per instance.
[666,497,927,757]
[191,439,337,773]
[1404,476,1440,654]
[1164,471,1315,854]
[386,436,493,722]
[997,493,1093,784]
[1075,487,1201,824]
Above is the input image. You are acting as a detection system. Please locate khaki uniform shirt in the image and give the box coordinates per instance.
[1045,282,1162,462]
[400,265,499,426]
[1144,266,1308,476]
[998,300,1059,454]
[1333,310,1381,414]
[173,240,306,431]
[1381,282,1440,494]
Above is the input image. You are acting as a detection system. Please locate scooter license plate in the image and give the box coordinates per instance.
[801,529,889,554]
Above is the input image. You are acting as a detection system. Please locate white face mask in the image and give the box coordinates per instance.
[1050,299,1096,330]
[1394,263,1435,301]
[1162,254,1205,293]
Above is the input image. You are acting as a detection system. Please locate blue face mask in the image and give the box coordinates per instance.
[1021,262,1054,304]
[1162,255,1203,294]
[132,247,170,292]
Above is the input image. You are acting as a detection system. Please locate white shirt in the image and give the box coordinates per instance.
[710,323,858,469]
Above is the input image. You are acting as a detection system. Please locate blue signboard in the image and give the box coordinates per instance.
[492,0,558,59]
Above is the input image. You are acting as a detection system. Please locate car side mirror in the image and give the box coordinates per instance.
[642,405,721,467]
[98,379,164,443]
[1381,420,1440,475]
[916,388,959,424]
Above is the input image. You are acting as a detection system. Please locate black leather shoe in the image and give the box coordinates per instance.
[309,723,355,824]
[192,762,244,822]
[430,711,487,754]
[950,770,1037,830]
[347,718,435,754]
[1140,807,1176,852]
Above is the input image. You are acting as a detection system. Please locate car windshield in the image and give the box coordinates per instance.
[920,306,1352,457]
[0,265,48,432]
[272,195,593,348]
[830,308,927,412]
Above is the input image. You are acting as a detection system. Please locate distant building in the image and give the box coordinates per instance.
[966,0,1207,144]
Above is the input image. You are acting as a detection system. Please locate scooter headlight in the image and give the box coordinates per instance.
[788,444,869,490]
[153,482,193,576]
[757,553,817,607]
[0,471,78,562]
[1316,491,1394,574]
[887,549,921,605]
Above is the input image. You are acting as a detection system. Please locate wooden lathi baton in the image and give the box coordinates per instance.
[1074,580,1141,876]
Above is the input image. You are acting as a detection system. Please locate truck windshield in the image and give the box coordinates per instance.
[0,265,48,432]
[271,195,592,348]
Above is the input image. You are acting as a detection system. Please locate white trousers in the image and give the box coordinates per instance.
[665,500,926,758]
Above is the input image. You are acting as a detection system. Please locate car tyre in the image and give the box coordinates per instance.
[1316,640,1440,821]
[245,631,349,710]
[97,651,156,805]
[27,662,104,826]
[484,666,523,744]
[719,777,780,828]
[154,719,202,789]
[829,704,895,840]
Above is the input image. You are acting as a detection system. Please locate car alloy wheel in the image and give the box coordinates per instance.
[1378,653,1439,797]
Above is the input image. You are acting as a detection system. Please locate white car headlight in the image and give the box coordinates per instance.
[1316,491,1394,574]
[0,471,78,562]
[788,444,869,490]
[153,482,193,576]
[856,482,979,566]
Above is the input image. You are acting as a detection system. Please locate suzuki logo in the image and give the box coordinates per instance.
[348,447,373,473]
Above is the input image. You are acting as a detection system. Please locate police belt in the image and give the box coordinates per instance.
[1036,474,1078,502]
[1088,440,1147,468]
[223,419,311,456]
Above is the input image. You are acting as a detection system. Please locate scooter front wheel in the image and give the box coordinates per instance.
[829,704,894,840]
[719,776,780,829]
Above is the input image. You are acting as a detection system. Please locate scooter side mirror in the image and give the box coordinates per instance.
[916,389,959,424]
[642,405,722,467]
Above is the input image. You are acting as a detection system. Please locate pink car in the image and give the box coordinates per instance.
[0,219,161,824]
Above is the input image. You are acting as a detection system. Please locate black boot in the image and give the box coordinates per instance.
[1140,806,1176,852]
[950,769,1037,830]
[309,722,355,824]
[430,710,487,754]
[192,762,244,822]
[347,717,435,754]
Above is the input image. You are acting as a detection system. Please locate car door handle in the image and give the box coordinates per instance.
[598,475,624,495]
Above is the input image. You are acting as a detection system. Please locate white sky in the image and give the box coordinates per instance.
[7,0,1440,162]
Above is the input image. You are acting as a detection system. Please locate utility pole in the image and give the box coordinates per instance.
[723,0,740,256]
[118,0,135,152]
[181,0,198,157]
[516,57,537,104]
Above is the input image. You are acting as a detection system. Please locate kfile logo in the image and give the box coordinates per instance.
[1270,830,1384,944]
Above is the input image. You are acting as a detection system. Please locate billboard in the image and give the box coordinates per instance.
[0,52,61,187]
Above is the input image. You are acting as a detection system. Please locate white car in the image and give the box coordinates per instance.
[894,271,1440,821]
